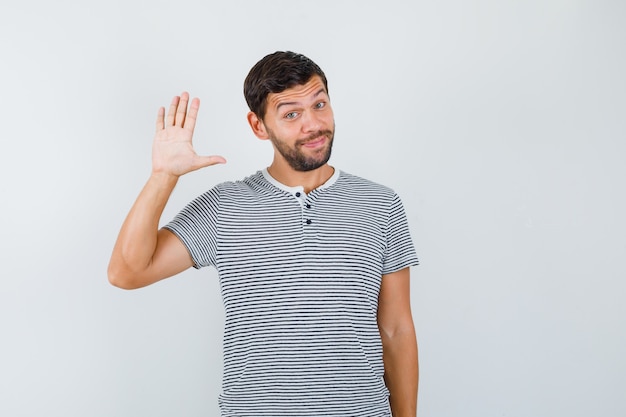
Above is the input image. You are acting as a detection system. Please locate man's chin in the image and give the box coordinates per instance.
[291,153,332,172]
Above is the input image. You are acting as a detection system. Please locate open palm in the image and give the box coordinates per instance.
[152,92,226,177]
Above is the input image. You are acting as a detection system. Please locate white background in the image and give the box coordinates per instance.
[1,1,624,416]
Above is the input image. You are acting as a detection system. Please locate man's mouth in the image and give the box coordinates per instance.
[298,130,332,148]
[301,136,326,148]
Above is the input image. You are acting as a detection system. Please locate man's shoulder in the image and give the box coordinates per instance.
[335,170,397,197]
[202,170,282,204]
[212,170,267,192]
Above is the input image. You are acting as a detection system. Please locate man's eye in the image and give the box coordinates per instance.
[285,112,298,119]
[315,102,326,109]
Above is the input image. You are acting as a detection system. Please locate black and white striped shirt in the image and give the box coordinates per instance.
[165,169,418,417]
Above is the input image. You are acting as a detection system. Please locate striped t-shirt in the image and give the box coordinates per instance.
[164,168,418,417]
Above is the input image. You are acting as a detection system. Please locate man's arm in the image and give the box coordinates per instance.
[107,92,225,289]
[378,267,419,416]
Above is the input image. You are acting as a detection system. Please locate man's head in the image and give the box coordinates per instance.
[245,51,335,173]
[244,51,328,121]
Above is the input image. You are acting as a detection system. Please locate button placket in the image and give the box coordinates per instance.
[303,196,314,226]
[290,190,312,226]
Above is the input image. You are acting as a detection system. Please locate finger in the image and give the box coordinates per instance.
[183,97,200,132]
[175,92,189,127]
[192,155,227,171]
[155,106,165,131]
[166,95,180,126]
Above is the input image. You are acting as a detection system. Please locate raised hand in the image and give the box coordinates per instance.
[152,92,226,177]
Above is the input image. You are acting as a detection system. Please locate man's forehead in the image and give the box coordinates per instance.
[268,76,327,108]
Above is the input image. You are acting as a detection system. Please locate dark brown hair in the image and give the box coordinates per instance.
[244,51,328,120]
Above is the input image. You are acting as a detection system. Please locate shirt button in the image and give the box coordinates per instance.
[306,204,311,209]
[295,192,301,197]
[306,219,312,225]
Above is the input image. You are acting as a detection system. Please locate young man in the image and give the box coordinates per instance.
[108,51,419,417]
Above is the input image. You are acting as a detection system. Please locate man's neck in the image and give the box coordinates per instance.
[266,163,335,194]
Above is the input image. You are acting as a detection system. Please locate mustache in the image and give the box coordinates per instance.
[295,130,333,146]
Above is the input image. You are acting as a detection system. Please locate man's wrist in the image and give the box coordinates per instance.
[149,170,179,188]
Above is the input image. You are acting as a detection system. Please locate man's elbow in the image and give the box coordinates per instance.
[107,262,143,290]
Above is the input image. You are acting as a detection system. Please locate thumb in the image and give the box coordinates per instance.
[192,154,227,170]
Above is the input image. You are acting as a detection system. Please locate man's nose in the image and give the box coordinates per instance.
[301,110,322,133]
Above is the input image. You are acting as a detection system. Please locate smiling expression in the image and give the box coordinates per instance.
[261,76,335,172]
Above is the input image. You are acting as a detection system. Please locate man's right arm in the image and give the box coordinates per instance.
[107,173,192,289]
[107,92,225,289]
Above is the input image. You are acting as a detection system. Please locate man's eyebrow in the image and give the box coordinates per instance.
[312,87,327,98]
[276,88,327,111]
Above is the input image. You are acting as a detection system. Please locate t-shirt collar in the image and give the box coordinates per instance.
[261,167,340,195]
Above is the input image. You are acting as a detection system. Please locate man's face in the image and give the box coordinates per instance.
[262,76,335,172]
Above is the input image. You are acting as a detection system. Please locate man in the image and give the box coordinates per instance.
[108,51,419,416]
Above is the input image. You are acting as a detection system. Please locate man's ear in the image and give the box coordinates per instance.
[247,112,269,140]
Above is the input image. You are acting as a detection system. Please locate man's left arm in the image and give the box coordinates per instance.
[378,267,418,417]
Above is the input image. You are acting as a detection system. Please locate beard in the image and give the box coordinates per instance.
[267,126,335,172]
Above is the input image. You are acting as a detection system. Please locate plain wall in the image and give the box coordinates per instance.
[1,1,624,416]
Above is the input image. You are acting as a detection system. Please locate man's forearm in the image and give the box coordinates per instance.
[107,173,178,286]
[383,327,419,417]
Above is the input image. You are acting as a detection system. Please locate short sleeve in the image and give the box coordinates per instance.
[382,193,419,274]
[162,186,221,269]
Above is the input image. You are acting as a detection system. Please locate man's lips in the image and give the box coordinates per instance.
[300,136,327,148]
[298,132,329,148]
